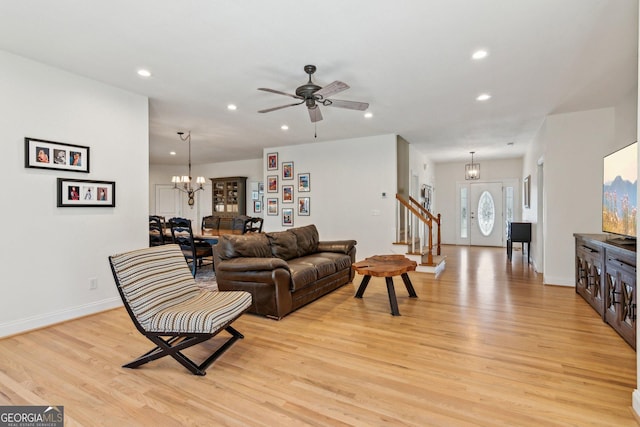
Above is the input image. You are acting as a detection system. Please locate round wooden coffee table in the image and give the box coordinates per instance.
[352,255,418,316]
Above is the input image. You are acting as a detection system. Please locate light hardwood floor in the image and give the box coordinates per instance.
[0,245,637,426]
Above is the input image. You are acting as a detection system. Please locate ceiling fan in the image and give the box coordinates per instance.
[258,65,369,123]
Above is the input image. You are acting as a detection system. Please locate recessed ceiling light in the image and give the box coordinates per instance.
[472,50,488,60]
[137,69,152,78]
[364,112,373,119]
[281,125,289,131]
[476,93,491,101]
[169,151,176,156]
[227,104,237,111]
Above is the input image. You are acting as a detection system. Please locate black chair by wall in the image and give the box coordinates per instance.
[168,217,214,276]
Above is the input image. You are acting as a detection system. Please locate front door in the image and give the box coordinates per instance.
[469,182,503,247]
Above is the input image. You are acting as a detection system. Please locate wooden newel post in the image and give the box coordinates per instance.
[436,213,441,256]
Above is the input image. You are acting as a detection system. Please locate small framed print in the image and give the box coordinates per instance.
[298,173,310,192]
[57,178,115,207]
[524,175,531,208]
[267,198,278,216]
[254,200,262,213]
[282,185,293,203]
[251,190,259,200]
[282,161,294,180]
[282,208,294,227]
[298,197,310,216]
[25,137,90,173]
[267,152,278,170]
[258,182,264,193]
[267,175,278,193]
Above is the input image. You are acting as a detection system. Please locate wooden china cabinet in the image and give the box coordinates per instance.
[210,177,247,228]
[574,234,636,349]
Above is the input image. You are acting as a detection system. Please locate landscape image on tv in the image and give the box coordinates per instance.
[603,142,638,238]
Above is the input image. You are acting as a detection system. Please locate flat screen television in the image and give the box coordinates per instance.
[602,141,637,243]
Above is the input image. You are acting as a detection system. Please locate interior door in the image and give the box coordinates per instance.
[469,182,503,247]
[155,184,182,219]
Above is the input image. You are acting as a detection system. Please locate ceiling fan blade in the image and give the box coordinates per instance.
[258,88,301,100]
[308,106,323,123]
[315,81,349,98]
[325,99,369,111]
[258,102,303,113]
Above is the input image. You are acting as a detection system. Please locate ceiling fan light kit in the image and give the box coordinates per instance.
[258,64,369,124]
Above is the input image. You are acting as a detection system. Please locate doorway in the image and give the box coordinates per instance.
[457,181,505,247]
[469,182,503,246]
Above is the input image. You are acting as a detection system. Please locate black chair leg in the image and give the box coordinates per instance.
[123,327,246,376]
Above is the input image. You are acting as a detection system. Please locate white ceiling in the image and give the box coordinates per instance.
[0,1,637,166]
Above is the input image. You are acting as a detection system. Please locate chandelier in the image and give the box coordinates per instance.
[172,131,205,207]
[465,151,480,180]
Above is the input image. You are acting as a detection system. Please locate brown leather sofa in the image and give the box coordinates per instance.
[213,224,357,319]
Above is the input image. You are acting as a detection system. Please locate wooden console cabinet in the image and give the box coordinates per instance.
[574,234,636,349]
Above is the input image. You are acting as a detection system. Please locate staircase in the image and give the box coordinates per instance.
[394,194,446,274]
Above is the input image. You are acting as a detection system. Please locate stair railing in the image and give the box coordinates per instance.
[395,194,441,264]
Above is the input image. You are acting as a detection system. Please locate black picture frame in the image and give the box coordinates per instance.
[57,178,115,207]
[25,137,90,173]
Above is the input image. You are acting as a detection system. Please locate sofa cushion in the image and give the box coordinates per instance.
[216,234,271,260]
[315,252,353,271]
[290,224,319,257]
[266,230,299,260]
[287,260,318,291]
[296,254,338,279]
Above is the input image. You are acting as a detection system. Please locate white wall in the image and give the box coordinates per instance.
[526,100,636,286]
[434,158,523,244]
[262,134,398,259]
[540,108,617,285]
[0,51,149,337]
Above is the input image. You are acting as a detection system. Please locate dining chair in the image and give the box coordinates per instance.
[201,215,221,234]
[108,244,252,375]
[243,217,264,234]
[149,215,165,246]
[168,217,214,276]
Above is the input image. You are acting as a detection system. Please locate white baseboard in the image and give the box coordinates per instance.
[542,275,574,287]
[632,390,640,419]
[0,297,122,338]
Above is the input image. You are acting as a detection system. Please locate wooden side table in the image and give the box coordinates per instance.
[352,255,418,316]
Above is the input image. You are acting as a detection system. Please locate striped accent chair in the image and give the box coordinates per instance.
[109,244,252,375]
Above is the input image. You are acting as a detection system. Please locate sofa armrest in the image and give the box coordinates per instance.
[317,240,357,254]
[216,257,290,273]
